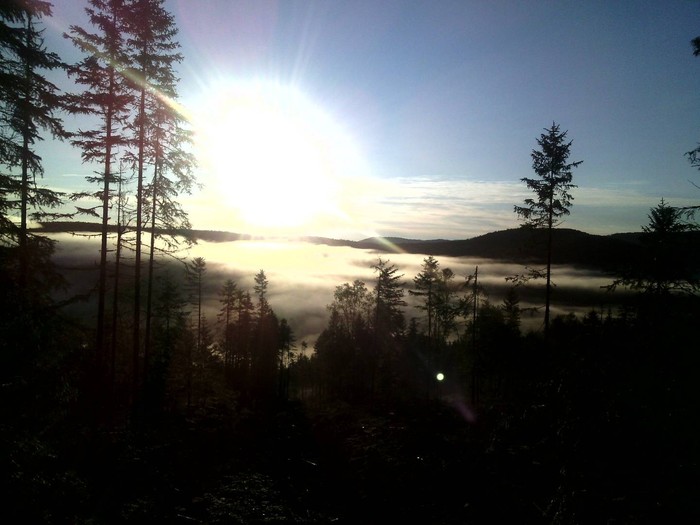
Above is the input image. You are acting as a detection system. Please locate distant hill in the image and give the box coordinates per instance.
[353,228,650,269]
[35,222,700,271]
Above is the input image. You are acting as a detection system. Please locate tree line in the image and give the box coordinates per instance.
[1,0,195,409]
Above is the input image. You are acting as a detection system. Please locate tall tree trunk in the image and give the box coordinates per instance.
[132,79,146,393]
[471,266,479,406]
[19,14,31,290]
[97,68,115,361]
[544,194,553,341]
[110,172,124,393]
[144,164,158,380]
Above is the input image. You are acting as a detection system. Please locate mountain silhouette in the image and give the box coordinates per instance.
[36,222,700,271]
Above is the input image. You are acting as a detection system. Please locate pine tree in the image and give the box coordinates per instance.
[514,122,581,338]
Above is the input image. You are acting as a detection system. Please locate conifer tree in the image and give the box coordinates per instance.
[185,256,206,406]
[124,0,187,388]
[514,122,581,338]
[410,256,440,342]
[373,257,406,339]
[137,5,196,370]
[371,258,406,397]
[65,0,133,360]
[1,1,67,289]
[218,278,238,373]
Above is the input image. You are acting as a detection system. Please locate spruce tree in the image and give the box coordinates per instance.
[124,0,191,384]
[0,1,67,289]
[0,1,67,372]
[514,122,581,338]
[410,256,440,342]
[218,278,238,374]
[65,0,133,362]
[372,257,406,339]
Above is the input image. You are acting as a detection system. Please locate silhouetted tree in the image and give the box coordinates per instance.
[124,0,186,392]
[690,34,700,58]
[373,257,406,338]
[0,1,66,286]
[460,266,488,405]
[435,267,458,342]
[150,270,186,408]
[610,199,697,296]
[501,286,522,334]
[218,278,238,375]
[185,256,206,406]
[277,318,295,399]
[410,256,440,343]
[134,0,195,371]
[315,280,373,399]
[253,269,270,318]
[251,270,282,400]
[65,0,133,364]
[514,122,581,338]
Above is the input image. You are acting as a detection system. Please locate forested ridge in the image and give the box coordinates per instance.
[2,2,700,524]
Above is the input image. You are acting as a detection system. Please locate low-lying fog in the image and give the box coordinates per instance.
[51,233,623,349]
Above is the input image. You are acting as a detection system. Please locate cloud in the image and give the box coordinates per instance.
[184,170,700,242]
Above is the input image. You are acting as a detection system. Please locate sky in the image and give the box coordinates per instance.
[35,0,700,240]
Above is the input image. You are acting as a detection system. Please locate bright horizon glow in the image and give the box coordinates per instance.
[192,80,369,235]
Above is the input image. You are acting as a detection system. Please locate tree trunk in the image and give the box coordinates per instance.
[97,68,115,362]
[132,78,146,394]
[544,195,554,340]
[144,164,158,381]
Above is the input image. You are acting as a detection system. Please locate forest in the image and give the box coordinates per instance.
[2,1,700,524]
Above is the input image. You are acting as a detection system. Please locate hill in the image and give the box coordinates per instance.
[35,222,700,271]
[354,228,651,269]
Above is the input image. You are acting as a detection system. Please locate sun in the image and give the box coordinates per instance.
[193,80,363,234]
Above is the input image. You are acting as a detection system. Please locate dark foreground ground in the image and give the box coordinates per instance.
[4,391,698,525]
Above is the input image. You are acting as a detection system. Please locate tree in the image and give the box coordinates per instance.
[435,267,458,341]
[501,286,522,334]
[315,280,373,399]
[372,257,406,339]
[1,1,67,286]
[129,0,195,371]
[514,122,581,338]
[218,278,238,373]
[124,0,187,391]
[186,256,207,350]
[692,36,700,57]
[610,199,697,296]
[683,36,700,218]
[251,270,283,399]
[410,256,440,342]
[185,256,206,406]
[277,318,295,399]
[253,269,270,318]
[65,0,133,361]
[372,258,406,397]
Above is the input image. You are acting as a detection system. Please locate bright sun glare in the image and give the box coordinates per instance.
[194,81,364,234]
